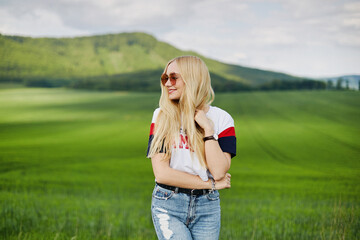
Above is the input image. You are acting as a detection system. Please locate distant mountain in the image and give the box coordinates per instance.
[0,32,311,90]
[320,75,360,90]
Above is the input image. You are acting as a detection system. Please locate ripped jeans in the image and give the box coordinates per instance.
[151,183,221,240]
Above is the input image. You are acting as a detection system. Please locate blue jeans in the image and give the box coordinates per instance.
[151,183,221,240]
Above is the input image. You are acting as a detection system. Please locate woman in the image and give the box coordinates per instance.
[146,56,236,239]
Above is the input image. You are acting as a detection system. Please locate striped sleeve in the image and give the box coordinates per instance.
[218,111,237,158]
[146,108,163,158]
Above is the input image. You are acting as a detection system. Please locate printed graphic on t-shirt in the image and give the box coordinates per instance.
[173,128,194,151]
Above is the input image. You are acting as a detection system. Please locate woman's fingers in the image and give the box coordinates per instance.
[226,173,231,188]
[214,173,232,189]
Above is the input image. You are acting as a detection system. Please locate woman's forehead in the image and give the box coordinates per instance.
[166,61,180,74]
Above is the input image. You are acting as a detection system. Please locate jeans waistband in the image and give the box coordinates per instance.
[156,182,211,196]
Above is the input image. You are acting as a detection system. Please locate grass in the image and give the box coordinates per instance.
[0,87,359,239]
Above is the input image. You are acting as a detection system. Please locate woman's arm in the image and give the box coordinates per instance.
[204,131,231,181]
[151,153,231,189]
[195,109,231,181]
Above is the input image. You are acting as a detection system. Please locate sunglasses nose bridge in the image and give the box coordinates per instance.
[162,77,170,86]
[162,76,174,86]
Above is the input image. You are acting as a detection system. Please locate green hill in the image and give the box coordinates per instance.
[1,32,311,90]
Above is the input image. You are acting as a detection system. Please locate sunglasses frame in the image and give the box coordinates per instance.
[161,72,180,86]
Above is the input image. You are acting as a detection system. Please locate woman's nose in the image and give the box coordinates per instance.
[164,78,172,87]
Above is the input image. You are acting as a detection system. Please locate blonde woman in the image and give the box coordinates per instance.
[146,56,236,240]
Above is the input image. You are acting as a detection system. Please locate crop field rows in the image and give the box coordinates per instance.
[0,87,359,239]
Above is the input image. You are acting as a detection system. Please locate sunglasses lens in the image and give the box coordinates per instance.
[161,73,178,86]
[170,73,177,85]
[161,74,168,86]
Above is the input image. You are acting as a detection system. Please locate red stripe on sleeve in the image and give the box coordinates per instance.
[218,127,235,138]
[149,123,155,136]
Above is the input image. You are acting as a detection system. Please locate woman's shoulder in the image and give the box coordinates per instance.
[208,106,235,135]
[209,106,233,119]
[153,107,161,114]
[151,107,161,123]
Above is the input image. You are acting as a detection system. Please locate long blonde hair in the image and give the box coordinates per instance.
[147,56,215,168]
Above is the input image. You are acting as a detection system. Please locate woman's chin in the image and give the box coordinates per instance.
[169,95,180,101]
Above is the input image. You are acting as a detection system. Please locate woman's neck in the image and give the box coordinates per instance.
[204,105,210,113]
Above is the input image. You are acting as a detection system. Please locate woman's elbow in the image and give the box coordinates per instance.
[151,154,170,183]
[153,166,170,184]
[154,172,166,183]
[153,168,163,181]
[212,171,227,181]
[211,166,230,181]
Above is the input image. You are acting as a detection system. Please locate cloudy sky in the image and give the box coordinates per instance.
[1,0,359,78]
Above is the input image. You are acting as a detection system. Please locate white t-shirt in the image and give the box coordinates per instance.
[146,106,236,181]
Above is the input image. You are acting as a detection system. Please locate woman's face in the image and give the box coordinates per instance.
[164,61,185,101]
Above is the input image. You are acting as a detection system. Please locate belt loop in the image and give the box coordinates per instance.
[175,187,179,194]
[191,189,195,195]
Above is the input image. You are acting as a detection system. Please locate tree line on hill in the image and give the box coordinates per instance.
[326,78,359,90]
[2,72,353,92]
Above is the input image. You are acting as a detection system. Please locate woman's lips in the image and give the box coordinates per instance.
[168,89,176,94]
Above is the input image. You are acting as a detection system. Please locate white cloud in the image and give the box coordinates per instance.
[250,27,297,46]
[1,0,183,34]
[0,8,88,37]
[343,17,360,28]
[344,1,360,12]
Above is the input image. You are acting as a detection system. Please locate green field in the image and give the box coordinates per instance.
[0,87,359,239]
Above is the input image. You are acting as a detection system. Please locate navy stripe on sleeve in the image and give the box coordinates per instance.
[146,135,153,157]
[218,136,236,158]
[147,135,165,158]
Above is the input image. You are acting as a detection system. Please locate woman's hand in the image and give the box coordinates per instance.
[194,109,214,134]
[214,173,231,190]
